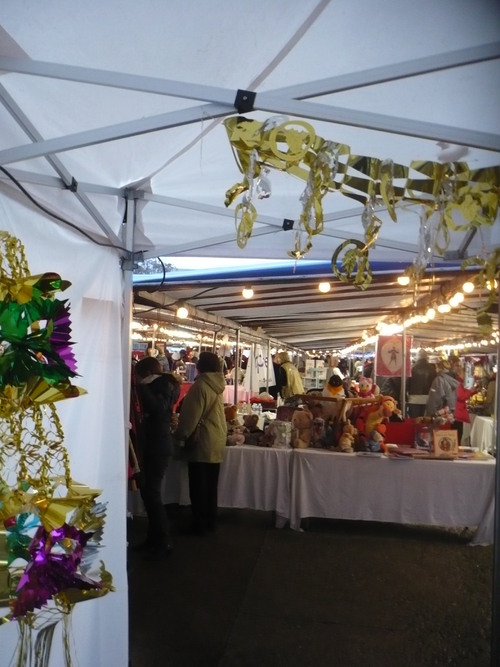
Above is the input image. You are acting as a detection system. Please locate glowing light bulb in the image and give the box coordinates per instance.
[242,287,254,299]
[397,275,410,286]
[462,281,475,293]
[426,308,436,320]
[437,303,451,313]
[176,305,189,319]
[318,282,331,293]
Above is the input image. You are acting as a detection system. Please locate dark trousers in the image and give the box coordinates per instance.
[188,462,220,533]
[139,453,170,546]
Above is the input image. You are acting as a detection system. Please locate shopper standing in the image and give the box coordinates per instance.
[132,356,180,556]
[278,351,305,398]
[407,349,436,418]
[174,352,227,535]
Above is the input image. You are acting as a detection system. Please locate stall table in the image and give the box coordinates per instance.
[289,449,495,545]
[159,444,292,527]
[470,415,496,452]
[218,444,292,526]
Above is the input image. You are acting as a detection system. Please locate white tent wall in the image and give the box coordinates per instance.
[0,188,128,667]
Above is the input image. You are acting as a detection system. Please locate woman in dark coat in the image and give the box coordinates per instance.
[132,356,180,556]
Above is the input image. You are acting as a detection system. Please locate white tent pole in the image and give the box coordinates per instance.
[234,328,241,405]
[401,329,407,418]
[491,295,500,666]
[122,195,136,462]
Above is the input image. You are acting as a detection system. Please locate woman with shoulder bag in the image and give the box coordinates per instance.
[174,352,227,535]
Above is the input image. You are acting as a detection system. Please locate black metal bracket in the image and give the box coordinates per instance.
[234,89,256,114]
[282,219,294,231]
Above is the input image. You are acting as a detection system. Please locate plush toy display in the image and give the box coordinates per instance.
[291,406,313,449]
[336,419,357,453]
[357,376,379,398]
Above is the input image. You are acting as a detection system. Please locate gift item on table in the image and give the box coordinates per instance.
[414,422,433,451]
[264,420,293,448]
[432,405,455,426]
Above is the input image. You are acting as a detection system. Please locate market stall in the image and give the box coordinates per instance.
[289,449,495,545]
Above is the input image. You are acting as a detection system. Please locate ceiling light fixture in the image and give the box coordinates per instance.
[462,280,475,293]
[437,303,451,313]
[176,305,189,319]
[397,275,410,286]
[318,281,331,293]
[242,287,254,299]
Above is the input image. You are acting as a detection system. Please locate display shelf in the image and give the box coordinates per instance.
[303,365,326,390]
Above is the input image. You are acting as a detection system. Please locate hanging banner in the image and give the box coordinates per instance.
[243,344,275,393]
[375,335,412,377]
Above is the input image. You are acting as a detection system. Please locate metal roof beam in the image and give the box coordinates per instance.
[0,103,231,165]
[0,82,124,246]
[270,42,500,99]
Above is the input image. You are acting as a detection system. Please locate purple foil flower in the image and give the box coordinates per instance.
[12,523,101,617]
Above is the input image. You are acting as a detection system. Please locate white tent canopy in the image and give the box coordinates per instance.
[0,1,499,665]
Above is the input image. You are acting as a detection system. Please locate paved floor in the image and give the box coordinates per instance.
[128,505,493,667]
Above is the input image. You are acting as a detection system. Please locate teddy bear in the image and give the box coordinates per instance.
[224,404,245,446]
[336,419,357,453]
[242,413,264,446]
[291,406,313,449]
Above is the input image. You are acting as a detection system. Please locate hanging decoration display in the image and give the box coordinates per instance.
[224,115,499,288]
[0,232,113,665]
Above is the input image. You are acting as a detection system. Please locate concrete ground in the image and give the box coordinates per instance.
[128,505,493,667]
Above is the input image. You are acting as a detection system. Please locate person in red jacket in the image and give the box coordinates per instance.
[454,375,478,444]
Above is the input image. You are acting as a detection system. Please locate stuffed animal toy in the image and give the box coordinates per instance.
[226,429,245,446]
[336,419,357,453]
[291,406,313,449]
[357,376,379,398]
[320,375,346,421]
[311,417,327,448]
[366,427,385,452]
[243,413,260,431]
[224,404,239,424]
[225,404,245,446]
[242,413,264,446]
[356,395,400,436]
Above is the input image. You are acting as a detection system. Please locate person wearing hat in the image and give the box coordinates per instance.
[407,349,436,418]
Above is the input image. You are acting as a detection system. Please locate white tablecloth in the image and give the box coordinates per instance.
[470,416,496,452]
[289,449,495,545]
[158,445,292,525]
[218,445,292,525]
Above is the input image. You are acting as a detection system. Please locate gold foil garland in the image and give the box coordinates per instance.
[224,116,500,288]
